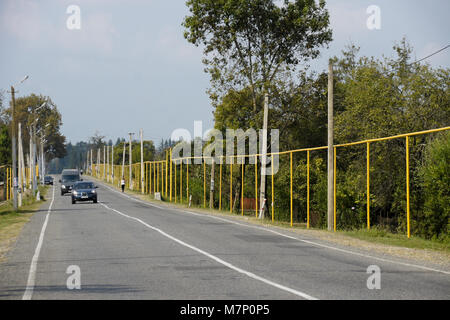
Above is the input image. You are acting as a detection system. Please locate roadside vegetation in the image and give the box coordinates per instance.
[0,185,49,261]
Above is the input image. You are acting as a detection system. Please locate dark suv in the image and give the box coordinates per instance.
[60,169,82,195]
[71,181,98,204]
[44,176,54,185]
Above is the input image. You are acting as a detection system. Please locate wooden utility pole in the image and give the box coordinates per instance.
[327,61,335,231]
[259,93,269,219]
[209,158,215,209]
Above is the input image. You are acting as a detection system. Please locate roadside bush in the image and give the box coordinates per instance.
[416,132,450,241]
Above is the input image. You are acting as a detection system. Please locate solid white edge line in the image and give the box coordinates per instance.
[22,185,55,300]
[99,202,318,300]
[99,181,450,276]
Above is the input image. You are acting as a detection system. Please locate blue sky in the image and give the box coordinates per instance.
[1,0,449,145]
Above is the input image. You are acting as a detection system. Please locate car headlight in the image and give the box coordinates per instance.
[73,191,78,195]
[62,185,66,189]
[91,190,96,194]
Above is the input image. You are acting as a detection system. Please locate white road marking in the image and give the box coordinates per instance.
[23,185,55,300]
[99,201,318,300]
[98,180,450,275]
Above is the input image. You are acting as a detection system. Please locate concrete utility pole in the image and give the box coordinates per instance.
[90,149,93,175]
[140,129,144,194]
[121,141,126,182]
[9,76,28,210]
[31,123,37,193]
[209,158,215,209]
[18,123,23,207]
[103,145,106,180]
[97,148,100,177]
[259,93,269,219]
[111,144,114,183]
[10,87,18,209]
[106,145,109,182]
[128,133,134,190]
[327,61,335,231]
[41,137,45,183]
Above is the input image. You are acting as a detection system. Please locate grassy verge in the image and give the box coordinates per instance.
[0,185,49,262]
[341,227,449,252]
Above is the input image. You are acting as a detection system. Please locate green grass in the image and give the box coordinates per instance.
[0,185,49,261]
[341,227,449,252]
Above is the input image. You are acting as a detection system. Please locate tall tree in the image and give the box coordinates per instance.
[1,93,67,162]
[183,0,332,110]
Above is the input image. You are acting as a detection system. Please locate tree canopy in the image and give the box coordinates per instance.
[183,0,332,111]
[1,93,67,162]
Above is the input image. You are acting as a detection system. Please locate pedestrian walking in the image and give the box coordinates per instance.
[121,177,125,192]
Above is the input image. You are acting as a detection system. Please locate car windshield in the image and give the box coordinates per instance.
[74,183,94,190]
[62,175,79,182]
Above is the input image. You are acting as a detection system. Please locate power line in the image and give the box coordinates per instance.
[410,44,450,65]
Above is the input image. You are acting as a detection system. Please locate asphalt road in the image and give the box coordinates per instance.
[0,178,449,300]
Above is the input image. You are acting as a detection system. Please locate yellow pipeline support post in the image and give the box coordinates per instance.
[10,167,12,200]
[175,160,177,203]
[169,149,172,202]
[367,142,370,230]
[290,152,293,227]
[161,160,165,196]
[230,161,233,213]
[6,167,9,201]
[241,162,244,216]
[180,160,183,203]
[166,151,168,197]
[334,147,337,232]
[271,155,274,223]
[150,163,153,193]
[186,160,189,201]
[219,161,222,211]
[255,155,258,217]
[406,136,411,238]
[307,150,310,229]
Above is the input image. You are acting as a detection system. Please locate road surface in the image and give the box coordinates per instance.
[0,178,449,300]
